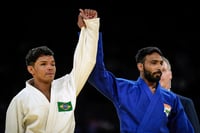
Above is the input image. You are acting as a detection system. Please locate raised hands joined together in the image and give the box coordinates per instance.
[77,8,98,28]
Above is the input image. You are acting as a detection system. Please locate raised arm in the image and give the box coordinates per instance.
[71,9,100,96]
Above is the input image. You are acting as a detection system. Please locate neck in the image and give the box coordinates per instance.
[31,79,51,101]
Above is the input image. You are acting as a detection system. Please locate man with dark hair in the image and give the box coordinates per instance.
[88,33,194,132]
[5,9,99,133]
[160,56,200,133]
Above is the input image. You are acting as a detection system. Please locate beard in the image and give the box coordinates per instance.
[143,67,162,83]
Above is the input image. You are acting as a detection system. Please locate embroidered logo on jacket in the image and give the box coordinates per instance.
[163,103,171,117]
[57,101,73,112]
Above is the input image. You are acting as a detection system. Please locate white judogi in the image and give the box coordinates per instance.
[5,18,100,133]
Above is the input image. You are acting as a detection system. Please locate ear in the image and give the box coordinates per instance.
[27,66,34,75]
[137,63,143,71]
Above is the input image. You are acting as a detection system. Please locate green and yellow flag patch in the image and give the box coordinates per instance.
[57,101,73,112]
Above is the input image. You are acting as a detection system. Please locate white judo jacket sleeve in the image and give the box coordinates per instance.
[72,18,100,96]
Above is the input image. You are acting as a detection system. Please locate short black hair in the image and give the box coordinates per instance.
[135,46,163,63]
[25,46,54,66]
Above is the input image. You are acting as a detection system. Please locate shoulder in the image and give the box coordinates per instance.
[160,87,179,105]
[160,87,177,98]
[7,87,28,107]
[176,94,194,105]
[176,94,192,101]
[116,78,137,87]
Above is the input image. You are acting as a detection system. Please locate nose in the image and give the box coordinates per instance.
[47,64,55,69]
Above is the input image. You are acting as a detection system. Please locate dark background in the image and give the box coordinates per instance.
[1,2,200,132]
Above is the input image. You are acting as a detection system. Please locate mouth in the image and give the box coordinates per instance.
[154,71,162,77]
[46,73,55,77]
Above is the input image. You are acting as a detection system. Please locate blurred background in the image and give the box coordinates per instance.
[1,1,200,132]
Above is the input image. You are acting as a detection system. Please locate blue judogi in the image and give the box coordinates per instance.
[88,33,194,133]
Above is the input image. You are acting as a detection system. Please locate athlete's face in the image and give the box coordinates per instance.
[141,52,163,82]
[27,55,56,84]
